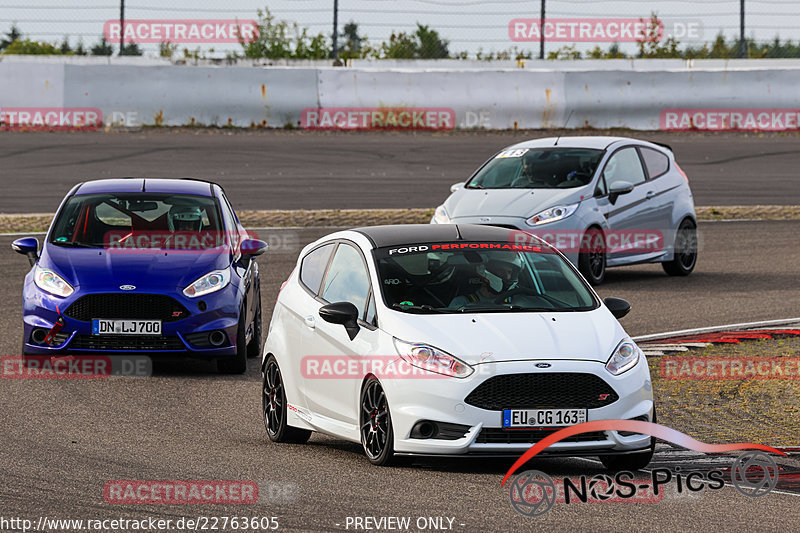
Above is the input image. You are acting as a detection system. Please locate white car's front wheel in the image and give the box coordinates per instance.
[360,377,396,466]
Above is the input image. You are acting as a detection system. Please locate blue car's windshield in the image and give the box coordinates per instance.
[467,148,604,189]
[49,193,223,249]
[374,242,598,313]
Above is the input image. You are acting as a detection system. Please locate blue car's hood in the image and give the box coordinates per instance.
[40,245,232,290]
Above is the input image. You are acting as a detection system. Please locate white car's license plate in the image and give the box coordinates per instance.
[502,408,587,428]
[92,319,161,336]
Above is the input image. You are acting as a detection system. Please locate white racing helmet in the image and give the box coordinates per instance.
[168,205,203,232]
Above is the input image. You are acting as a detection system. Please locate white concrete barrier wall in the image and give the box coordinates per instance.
[2,60,800,130]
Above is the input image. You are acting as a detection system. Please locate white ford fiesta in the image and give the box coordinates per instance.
[261,224,654,468]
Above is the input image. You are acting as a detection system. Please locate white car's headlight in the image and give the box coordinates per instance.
[605,338,641,375]
[183,269,230,298]
[432,205,451,224]
[393,338,473,378]
[525,203,579,226]
[34,265,74,297]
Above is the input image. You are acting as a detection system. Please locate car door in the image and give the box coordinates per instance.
[595,146,666,264]
[638,146,678,251]
[218,192,257,337]
[300,241,381,430]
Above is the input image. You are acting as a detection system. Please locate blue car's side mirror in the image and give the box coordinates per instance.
[240,238,268,257]
[12,237,39,266]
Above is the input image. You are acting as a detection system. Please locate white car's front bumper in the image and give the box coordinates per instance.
[384,357,654,456]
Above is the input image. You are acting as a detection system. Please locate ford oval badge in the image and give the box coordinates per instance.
[120,285,136,291]
[535,362,551,368]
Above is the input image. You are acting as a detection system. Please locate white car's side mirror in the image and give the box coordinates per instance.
[450,182,466,193]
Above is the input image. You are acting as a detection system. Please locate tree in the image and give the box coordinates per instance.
[91,37,114,56]
[381,31,417,59]
[0,24,22,51]
[240,8,329,59]
[59,37,72,54]
[74,39,87,56]
[415,24,448,58]
[2,39,63,55]
[159,41,178,58]
[120,43,143,56]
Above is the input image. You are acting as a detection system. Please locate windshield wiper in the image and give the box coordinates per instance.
[52,241,100,248]
[391,303,450,314]
[456,305,526,312]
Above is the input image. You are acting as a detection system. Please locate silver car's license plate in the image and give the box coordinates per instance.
[92,319,161,336]
[502,408,587,428]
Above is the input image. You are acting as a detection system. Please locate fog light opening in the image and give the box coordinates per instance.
[411,421,438,439]
[208,330,227,347]
[31,328,48,345]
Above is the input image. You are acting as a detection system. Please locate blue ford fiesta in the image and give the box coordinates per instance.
[12,178,267,373]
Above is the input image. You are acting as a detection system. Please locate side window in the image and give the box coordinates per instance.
[602,147,646,188]
[365,291,377,326]
[321,243,370,315]
[594,174,607,197]
[639,147,670,179]
[300,243,335,294]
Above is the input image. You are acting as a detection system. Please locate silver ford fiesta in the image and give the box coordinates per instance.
[431,136,698,284]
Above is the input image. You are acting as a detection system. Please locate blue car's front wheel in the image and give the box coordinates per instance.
[216,307,248,374]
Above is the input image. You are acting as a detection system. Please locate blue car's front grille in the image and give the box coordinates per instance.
[64,294,190,323]
[70,335,185,351]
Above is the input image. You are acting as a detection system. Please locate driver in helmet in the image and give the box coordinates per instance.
[168,205,203,232]
[448,259,521,309]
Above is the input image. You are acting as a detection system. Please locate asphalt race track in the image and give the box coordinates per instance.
[1,220,799,532]
[1,130,799,213]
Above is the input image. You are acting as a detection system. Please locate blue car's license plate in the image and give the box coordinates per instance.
[92,319,161,336]
[502,408,587,428]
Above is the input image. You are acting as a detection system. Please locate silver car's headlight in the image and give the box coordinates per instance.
[34,265,74,297]
[432,205,451,224]
[605,338,641,375]
[525,203,579,226]
[183,269,230,298]
[393,338,473,378]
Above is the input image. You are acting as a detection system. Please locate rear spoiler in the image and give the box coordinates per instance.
[649,141,673,153]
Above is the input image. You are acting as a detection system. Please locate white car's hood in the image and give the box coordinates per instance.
[382,307,626,365]
[446,187,589,219]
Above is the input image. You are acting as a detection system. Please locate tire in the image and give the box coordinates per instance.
[360,377,396,466]
[246,287,262,359]
[662,218,698,276]
[217,308,247,374]
[578,228,606,285]
[262,355,312,443]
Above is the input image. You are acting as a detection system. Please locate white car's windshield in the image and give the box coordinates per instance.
[467,147,604,189]
[374,242,598,313]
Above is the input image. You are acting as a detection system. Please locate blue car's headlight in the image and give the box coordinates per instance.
[605,338,641,375]
[183,269,230,298]
[34,265,74,297]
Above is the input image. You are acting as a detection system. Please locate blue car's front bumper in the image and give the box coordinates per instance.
[22,276,242,358]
